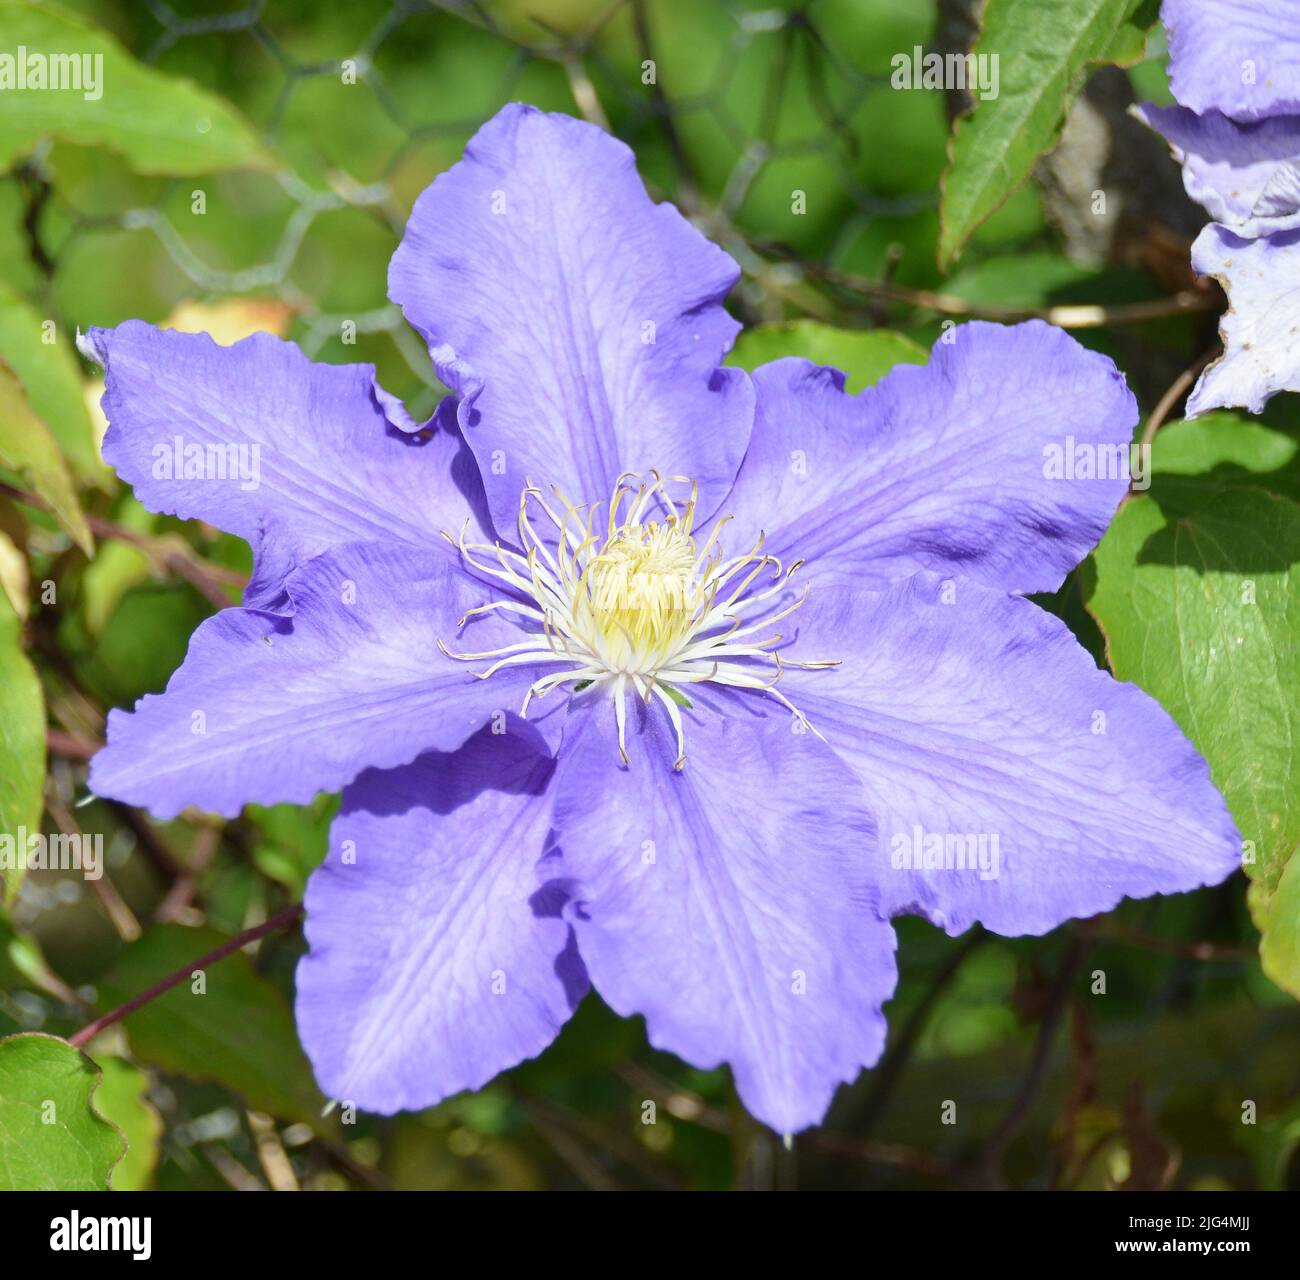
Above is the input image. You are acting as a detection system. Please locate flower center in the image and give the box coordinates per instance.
[581,509,701,667]
[441,472,836,768]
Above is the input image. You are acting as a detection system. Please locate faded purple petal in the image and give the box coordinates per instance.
[388,104,753,532]
[82,322,487,608]
[1186,224,1300,416]
[548,688,896,1134]
[90,543,564,819]
[782,574,1241,936]
[715,321,1137,595]
[1164,0,1300,120]
[1138,103,1300,236]
[297,729,585,1113]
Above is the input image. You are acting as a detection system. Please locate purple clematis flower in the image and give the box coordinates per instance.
[1138,1,1300,415]
[1184,223,1300,414]
[81,105,1240,1133]
[1162,0,1300,120]
[1137,103,1300,238]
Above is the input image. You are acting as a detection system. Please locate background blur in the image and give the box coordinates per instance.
[1,0,1298,1191]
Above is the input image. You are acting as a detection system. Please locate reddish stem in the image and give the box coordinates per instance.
[69,903,303,1049]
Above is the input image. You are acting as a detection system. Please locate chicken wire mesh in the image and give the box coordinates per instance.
[9,0,945,420]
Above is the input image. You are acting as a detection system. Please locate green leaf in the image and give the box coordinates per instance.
[0,1032,125,1190]
[1088,414,1300,995]
[0,1,273,176]
[0,356,92,553]
[247,796,337,898]
[81,496,156,636]
[1125,410,1300,505]
[1260,855,1300,1003]
[0,525,28,620]
[90,1055,161,1191]
[727,322,927,393]
[946,252,1089,306]
[66,580,210,709]
[938,0,1154,268]
[0,588,44,908]
[94,923,329,1131]
[0,282,108,488]
[0,914,72,1000]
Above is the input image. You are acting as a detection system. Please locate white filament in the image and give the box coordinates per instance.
[440,472,836,768]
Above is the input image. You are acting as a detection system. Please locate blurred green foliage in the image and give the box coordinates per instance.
[0,0,1296,1191]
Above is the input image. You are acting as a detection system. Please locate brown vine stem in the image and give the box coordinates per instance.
[1138,346,1219,456]
[970,931,1091,1187]
[1098,923,1253,962]
[68,902,304,1049]
[46,726,101,762]
[852,926,989,1138]
[759,250,1220,329]
[47,788,140,943]
[0,483,247,608]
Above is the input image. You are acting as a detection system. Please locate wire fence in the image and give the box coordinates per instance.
[15,0,936,411]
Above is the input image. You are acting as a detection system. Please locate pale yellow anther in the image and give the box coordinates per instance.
[439,473,835,765]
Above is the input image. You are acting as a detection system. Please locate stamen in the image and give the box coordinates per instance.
[652,683,688,770]
[439,472,837,764]
[614,674,630,765]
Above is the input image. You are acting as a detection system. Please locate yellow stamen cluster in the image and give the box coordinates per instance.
[440,472,835,768]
